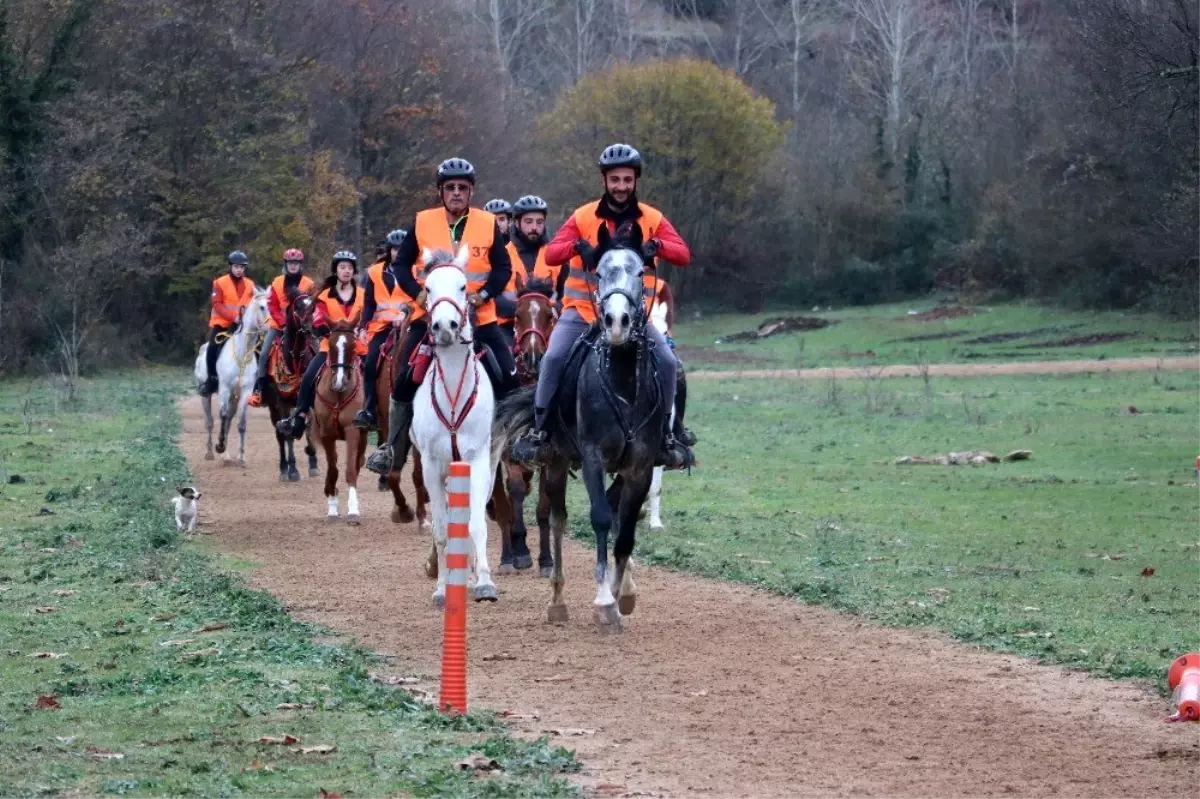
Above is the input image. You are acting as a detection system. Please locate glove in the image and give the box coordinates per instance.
[641,239,660,261]
[574,239,596,270]
[466,291,484,308]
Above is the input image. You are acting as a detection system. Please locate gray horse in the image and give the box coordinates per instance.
[495,224,671,631]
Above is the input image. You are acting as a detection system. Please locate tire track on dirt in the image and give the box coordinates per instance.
[180,399,1197,798]
[690,355,1199,381]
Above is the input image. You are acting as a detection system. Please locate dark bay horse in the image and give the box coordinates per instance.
[374,315,429,525]
[263,292,320,481]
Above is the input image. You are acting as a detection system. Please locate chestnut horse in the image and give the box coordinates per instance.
[374,317,429,525]
[313,325,368,524]
[263,292,320,482]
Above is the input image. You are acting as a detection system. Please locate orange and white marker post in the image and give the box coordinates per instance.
[1165,653,1200,723]
[439,461,470,715]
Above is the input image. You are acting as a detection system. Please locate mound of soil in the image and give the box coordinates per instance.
[902,306,973,322]
[675,344,769,365]
[1017,331,1137,349]
[964,324,1084,345]
[716,316,835,343]
[886,331,965,343]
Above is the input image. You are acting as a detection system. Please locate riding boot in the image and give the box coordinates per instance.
[248,376,267,408]
[276,410,307,440]
[365,399,411,475]
[510,407,551,466]
[654,420,695,471]
[353,387,377,430]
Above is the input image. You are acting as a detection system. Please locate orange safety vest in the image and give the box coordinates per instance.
[410,208,499,326]
[500,242,531,324]
[316,285,367,355]
[366,261,416,336]
[562,200,664,323]
[267,274,315,331]
[506,241,558,289]
[209,274,256,327]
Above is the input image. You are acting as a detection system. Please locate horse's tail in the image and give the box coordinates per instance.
[492,384,536,460]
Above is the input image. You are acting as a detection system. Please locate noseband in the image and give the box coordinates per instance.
[425,263,472,344]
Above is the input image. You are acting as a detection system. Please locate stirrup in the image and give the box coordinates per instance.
[677,426,698,446]
[510,429,549,465]
[353,409,376,431]
[365,444,394,476]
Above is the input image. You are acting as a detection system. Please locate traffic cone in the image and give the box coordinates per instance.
[1165,653,1200,722]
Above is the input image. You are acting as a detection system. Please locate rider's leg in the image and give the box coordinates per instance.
[249,327,280,405]
[365,320,427,475]
[354,329,388,429]
[201,326,227,395]
[510,309,589,464]
[474,322,520,400]
[645,323,694,469]
[276,351,326,439]
[673,358,695,444]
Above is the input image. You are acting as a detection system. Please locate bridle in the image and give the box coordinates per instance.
[423,260,481,460]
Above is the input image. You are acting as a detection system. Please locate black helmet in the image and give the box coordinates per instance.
[483,199,512,216]
[385,228,408,247]
[512,195,549,218]
[598,143,642,176]
[227,250,249,265]
[331,250,358,270]
[436,157,476,187]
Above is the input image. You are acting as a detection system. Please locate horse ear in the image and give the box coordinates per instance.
[625,221,643,252]
[421,247,433,266]
[453,242,470,270]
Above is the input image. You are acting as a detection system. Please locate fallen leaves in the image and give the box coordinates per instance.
[367,672,419,685]
[52,589,77,597]
[33,695,61,710]
[318,790,344,798]
[259,734,301,745]
[297,744,337,755]
[1016,631,1054,639]
[456,753,502,773]
[160,639,196,648]
[1141,567,1156,577]
[150,612,176,622]
[196,621,228,632]
[482,652,517,661]
[543,727,595,737]
[180,647,220,660]
[33,606,57,614]
[686,689,709,698]
[500,710,540,721]
[86,746,125,760]
[241,759,275,773]
[28,652,67,659]
[534,674,570,683]
[276,703,315,711]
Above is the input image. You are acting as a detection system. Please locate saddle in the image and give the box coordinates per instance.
[406,332,500,392]
[268,339,301,398]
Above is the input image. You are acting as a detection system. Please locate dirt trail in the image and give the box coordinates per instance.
[180,400,1197,798]
[690,355,1199,381]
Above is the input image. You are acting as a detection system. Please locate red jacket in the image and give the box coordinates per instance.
[544,206,690,267]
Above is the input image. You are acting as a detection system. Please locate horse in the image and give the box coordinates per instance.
[646,279,675,530]
[411,245,500,607]
[262,292,320,482]
[194,288,270,465]
[313,325,368,524]
[494,223,670,630]
[374,314,429,526]
[497,278,557,576]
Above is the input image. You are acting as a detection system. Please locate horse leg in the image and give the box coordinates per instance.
[543,464,570,623]
[305,426,320,477]
[612,469,653,617]
[470,451,499,601]
[202,395,215,460]
[495,464,516,575]
[581,451,620,631]
[422,459,448,607]
[388,470,414,524]
[216,395,231,457]
[535,466,553,578]
[345,427,361,526]
[275,405,290,481]
[648,403,672,528]
[413,449,430,531]
[236,398,248,466]
[507,462,533,570]
[286,435,300,482]
[322,431,340,519]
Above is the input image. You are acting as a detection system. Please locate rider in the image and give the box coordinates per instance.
[506,195,560,299]
[201,250,256,397]
[509,144,696,470]
[248,248,313,407]
[352,228,412,430]
[275,251,365,439]
[364,157,519,475]
[483,199,513,239]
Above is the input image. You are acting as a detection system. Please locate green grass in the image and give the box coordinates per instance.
[672,300,1199,371]
[0,372,577,797]
[569,367,1199,682]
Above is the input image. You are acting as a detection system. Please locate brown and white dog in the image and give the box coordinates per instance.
[171,486,202,532]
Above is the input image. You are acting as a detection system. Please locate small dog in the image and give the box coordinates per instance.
[171,486,202,533]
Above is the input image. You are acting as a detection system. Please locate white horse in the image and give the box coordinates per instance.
[194,288,270,465]
[647,295,674,530]
[411,245,499,607]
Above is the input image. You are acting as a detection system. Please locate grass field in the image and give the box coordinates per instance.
[672,301,1199,371]
[0,374,577,797]
[569,366,1199,682]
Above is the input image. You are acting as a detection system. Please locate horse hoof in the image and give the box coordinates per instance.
[618,593,637,616]
[497,562,516,575]
[433,593,445,611]
[215,443,225,455]
[391,506,415,525]
[513,553,533,571]
[204,452,215,461]
[473,584,499,602]
[377,475,388,492]
[424,559,438,580]
[346,514,360,526]
[539,566,554,579]
[309,468,320,477]
[546,603,569,624]
[593,604,623,632]
[288,471,301,482]
[649,520,664,531]
[279,472,289,482]
[221,459,236,468]
[326,514,339,523]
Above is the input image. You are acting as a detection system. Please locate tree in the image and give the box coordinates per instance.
[535,57,786,298]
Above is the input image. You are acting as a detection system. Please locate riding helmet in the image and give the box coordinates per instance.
[598,143,642,176]
[483,199,512,216]
[436,157,476,187]
[227,250,249,265]
[512,195,549,218]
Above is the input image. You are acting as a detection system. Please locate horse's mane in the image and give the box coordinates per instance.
[518,277,554,298]
[423,248,457,272]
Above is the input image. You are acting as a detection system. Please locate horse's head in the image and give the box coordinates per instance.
[593,223,646,347]
[326,322,359,393]
[289,292,316,335]
[242,288,271,334]
[514,280,556,377]
[422,245,471,348]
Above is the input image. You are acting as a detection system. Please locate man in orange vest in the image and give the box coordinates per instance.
[364,158,518,476]
[248,247,313,407]
[483,199,512,239]
[509,144,696,470]
[507,195,560,296]
[200,250,256,397]
[353,228,411,430]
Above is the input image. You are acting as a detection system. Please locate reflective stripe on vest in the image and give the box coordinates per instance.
[368,263,410,324]
[561,200,664,322]
[412,208,498,325]
[210,274,255,325]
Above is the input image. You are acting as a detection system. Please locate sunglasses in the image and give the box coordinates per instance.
[442,182,472,193]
